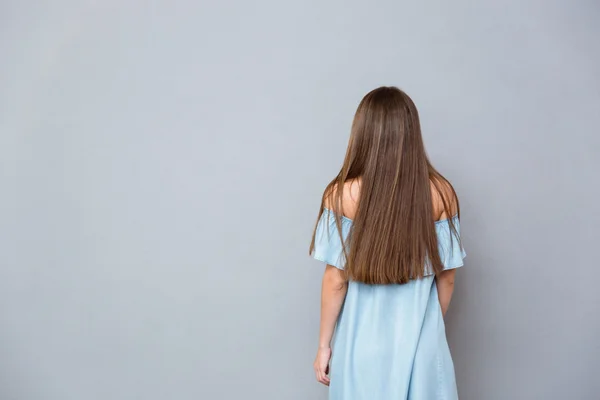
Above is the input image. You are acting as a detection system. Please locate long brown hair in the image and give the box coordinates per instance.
[309,86,460,284]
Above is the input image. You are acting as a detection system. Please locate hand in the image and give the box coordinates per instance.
[313,347,332,386]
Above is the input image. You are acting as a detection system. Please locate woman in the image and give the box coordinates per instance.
[309,86,466,399]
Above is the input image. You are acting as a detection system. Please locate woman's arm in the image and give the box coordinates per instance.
[431,178,460,318]
[436,268,457,317]
[314,265,348,386]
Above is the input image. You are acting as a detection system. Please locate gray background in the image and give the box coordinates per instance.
[1,1,599,399]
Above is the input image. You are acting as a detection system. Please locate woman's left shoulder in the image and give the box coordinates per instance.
[324,179,360,220]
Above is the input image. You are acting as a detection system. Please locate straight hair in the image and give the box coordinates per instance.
[309,86,460,284]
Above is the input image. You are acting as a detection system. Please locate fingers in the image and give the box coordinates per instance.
[314,365,330,386]
[317,371,329,386]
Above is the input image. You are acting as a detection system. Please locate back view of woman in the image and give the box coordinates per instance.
[310,87,466,400]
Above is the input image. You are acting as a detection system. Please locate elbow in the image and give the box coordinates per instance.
[436,269,456,287]
[439,277,455,286]
[324,266,348,291]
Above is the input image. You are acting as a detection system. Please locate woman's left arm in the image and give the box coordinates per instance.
[314,265,348,386]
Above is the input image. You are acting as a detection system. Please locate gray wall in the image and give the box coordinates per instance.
[1,1,599,399]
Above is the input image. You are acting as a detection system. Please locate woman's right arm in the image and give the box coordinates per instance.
[436,269,456,317]
[431,179,460,317]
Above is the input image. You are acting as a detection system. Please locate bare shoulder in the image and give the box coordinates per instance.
[324,179,360,220]
[430,177,459,220]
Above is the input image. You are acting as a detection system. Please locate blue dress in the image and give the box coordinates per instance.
[312,209,466,400]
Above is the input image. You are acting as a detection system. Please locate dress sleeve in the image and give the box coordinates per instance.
[435,215,467,271]
[311,210,351,270]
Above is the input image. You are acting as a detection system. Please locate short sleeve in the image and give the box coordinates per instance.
[311,210,352,270]
[434,215,467,272]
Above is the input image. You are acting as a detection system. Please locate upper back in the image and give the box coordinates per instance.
[325,178,458,222]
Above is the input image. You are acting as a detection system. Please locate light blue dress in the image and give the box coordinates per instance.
[312,209,466,400]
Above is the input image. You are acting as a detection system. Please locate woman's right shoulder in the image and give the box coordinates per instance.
[324,179,360,220]
[430,178,459,220]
